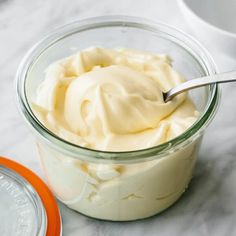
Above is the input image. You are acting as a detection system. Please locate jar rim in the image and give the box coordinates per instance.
[16,15,220,162]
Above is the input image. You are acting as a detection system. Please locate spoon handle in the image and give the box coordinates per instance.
[164,71,236,102]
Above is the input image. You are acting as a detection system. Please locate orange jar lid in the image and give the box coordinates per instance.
[0,157,62,236]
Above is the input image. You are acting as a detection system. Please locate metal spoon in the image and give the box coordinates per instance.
[163,71,236,102]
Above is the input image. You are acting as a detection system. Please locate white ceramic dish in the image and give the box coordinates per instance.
[178,0,236,57]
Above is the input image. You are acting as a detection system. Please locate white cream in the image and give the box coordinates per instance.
[33,47,200,220]
[38,138,200,220]
[33,47,199,151]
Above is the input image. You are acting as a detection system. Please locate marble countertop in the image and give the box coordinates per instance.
[1,0,236,235]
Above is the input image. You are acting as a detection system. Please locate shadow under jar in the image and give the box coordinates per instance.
[16,16,219,221]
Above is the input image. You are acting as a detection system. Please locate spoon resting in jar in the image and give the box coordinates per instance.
[164,71,236,102]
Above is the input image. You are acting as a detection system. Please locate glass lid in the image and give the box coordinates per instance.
[0,157,62,236]
[0,166,46,235]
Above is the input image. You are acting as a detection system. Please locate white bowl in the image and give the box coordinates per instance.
[178,0,236,57]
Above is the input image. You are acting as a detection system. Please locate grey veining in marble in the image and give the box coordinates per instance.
[1,0,236,235]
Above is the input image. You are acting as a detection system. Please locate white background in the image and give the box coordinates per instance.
[1,0,236,235]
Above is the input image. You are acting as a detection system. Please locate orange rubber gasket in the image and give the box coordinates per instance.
[0,157,62,236]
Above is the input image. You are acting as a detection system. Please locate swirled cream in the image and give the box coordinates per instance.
[33,47,199,151]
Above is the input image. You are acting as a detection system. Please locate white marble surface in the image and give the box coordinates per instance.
[1,0,236,235]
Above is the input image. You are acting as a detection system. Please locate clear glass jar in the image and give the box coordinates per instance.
[16,16,219,221]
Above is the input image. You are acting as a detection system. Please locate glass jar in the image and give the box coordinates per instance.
[16,16,219,221]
